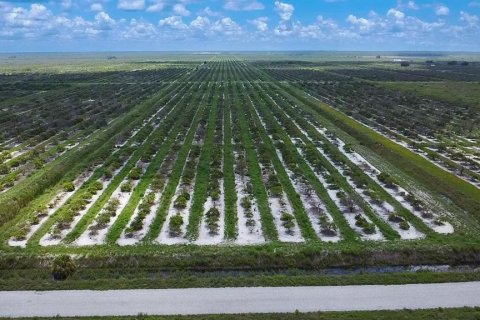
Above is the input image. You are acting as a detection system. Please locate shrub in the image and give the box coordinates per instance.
[206,207,220,235]
[211,191,220,201]
[246,218,256,229]
[31,216,40,225]
[355,214,376,234]
[141,153,152,163]
[388,213,404,223]
[51,255,76,281]
[211,169,223,179]
[174,194,188,209]
[63,181,75,192]
[241,197,252,210]
[104,169,113,180]
[399,221,410,230]
[181,190,191,200]
[121,181,132,193]
[0,164,9,175]
[363,224,376,234]
[422,211,434,219]
[321,222,337,236]
[169,214,184,237]
[91,181,104,191]
[377,172,397,189]
[151,176,165,191]
[12,224,30,241]
[128,166,143,180]
[281,212,295,234]
[269,185,283,198]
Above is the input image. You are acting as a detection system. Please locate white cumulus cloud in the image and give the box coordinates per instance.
[435,5,450,16]
[173,4,191,16]
[198,7,221,17]
[407,1,419,10]
[275,1,294,21]
[387,9,405,20]
[147,0,166,13]
[249,17,268,32]
[118,0,145,11]
[460,11,479,27]
[159,15,187,29]
[211,17,242,35]
[224,0,264,11]
[190,16,211,30]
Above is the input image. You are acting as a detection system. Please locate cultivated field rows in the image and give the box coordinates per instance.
[3,57,468,249]
[262,67,480,188]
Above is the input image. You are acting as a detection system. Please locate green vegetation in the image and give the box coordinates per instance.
[1,54,480,290]
[381,81,480,110]
[51,255,76,281]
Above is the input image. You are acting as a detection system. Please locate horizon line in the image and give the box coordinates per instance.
[1,50,480,54]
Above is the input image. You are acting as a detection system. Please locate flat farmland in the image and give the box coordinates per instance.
[1,53,480,289]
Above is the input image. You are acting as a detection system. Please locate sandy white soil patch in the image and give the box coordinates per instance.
[196,185,225,245]
[157,154,199,245]
[308,118,453,235]
[234,174,265,245]
[317,173,384,241]
[40,165,126,246]
[76,167,144,246]
[9,169,95,247]
[117,189,162,246]
[269,191,304,243]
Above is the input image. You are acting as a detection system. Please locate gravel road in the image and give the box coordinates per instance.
[1,282,480,317]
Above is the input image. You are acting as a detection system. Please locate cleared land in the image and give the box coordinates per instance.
[0,53,480,289]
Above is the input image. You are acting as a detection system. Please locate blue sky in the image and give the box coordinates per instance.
[0,0,479,52]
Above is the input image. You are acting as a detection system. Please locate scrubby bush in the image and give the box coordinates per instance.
[281,212,295,235]
[0,164,9,175]
[63,181,75,192]
[128,166,143,180]
[388,213,404,223]
[269,185,283,198]
[121,181,132,193]
[321,221,337,236]
[378,172,397,189]
[169,214,184,237]
[51,255,76,281]
[241,197,252,210]
[211,191,220,201]
[103,169,113,180]
[206,207,220,235]
[90,181,104,192]
[151,175,165,191]
[399,221,410,230]
[174,194,188,209]
[355,214,376,234]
